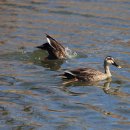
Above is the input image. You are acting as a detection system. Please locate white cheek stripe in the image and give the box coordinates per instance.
[110,60,114,64]
[107,60,114,64]
[47,38,56,50]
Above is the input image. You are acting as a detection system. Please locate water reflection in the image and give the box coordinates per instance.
[40,59,64,70]
[60,79,130,97]
[60,79,101,96]
[102,81,121,95]
[103,81,130,97]
[32,49,64,70]
[33,58,64,71]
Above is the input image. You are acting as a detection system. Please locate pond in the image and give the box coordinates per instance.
[0,0,130,130]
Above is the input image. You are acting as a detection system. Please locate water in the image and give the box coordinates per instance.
[0,0,130,130]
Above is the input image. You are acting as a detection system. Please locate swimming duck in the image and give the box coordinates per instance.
[60,56,122,82]
[36,34,67,60]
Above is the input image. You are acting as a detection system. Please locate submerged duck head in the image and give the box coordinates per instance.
[104,56,122,68]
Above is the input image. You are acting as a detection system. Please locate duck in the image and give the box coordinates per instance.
[36,34,67,60]
[60,56,122,82]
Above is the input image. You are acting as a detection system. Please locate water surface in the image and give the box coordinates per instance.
[0,0,130,130]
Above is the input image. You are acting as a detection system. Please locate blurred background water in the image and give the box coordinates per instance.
[0,0,130,130]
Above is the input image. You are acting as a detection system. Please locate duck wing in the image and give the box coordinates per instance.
[45,34,65,51]
[45,34,66,58]
[64,68,104,81]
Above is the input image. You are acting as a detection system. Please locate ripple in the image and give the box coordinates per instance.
[0,0,130,129]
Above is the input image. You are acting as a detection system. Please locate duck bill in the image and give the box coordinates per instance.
[112,62,122,68]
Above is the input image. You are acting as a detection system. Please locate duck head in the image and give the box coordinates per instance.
[105,56,122,68]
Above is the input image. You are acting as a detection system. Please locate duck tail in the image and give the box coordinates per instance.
[63,71,76,79]
[45,33,56,41]
[52,71,76,79]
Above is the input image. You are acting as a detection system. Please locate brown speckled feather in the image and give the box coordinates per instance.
[64,68,107,82]
[46,34,66,59]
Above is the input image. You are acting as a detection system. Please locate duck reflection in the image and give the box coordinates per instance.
[40,59,64,71]
[60,80,99,96]
[102,80,120,94]
[102,80,130,97]
[32,50,64,70]
[60,78,125,96]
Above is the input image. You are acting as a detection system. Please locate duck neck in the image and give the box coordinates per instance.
[104,61,112,77]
